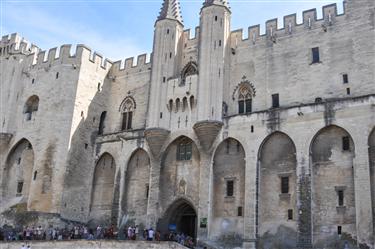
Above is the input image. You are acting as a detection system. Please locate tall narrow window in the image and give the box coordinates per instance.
[146,184,149,198]
[237,206,243,216]
[281,177,289,194]
[181,62,198,86]
[177,138,192,161]
[238,86,252,114]
[338,190,344,206]
[272,94,279,108]
[288,209,293,220]
[33,171,38,180]
[311,47,320,63]
[121,97,135,131]
[17,181,24,194]
[98,111,106,135]
[343,74,348,84]
[226,180,234,197]
[342,136,350,151]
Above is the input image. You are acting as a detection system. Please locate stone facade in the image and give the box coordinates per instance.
[0,0,374,248]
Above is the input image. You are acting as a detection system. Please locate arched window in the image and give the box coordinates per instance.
[168,99,173,112]
[238,86,252,114]
[177,138,192,161]
[181,62,198,86]
[98,111,106,135]
[120,97,135,131]
[189,96,195,109]
[175,98,181,112]
[24,95,39,121]
[182,97,188,112]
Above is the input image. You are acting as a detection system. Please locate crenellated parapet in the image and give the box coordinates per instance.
[230,3,343,48]
[110,53,152,76]
[0,33,39,56]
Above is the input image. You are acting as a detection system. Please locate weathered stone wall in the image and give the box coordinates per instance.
[258,132,297,248]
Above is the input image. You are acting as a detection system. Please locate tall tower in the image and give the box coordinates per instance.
[147,0,184,129]
[194,0,231,150]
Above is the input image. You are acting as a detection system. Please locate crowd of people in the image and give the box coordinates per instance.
[0,224,195,248]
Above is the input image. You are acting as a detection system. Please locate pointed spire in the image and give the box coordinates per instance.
[203,0,229,8]
[157,0,183,24]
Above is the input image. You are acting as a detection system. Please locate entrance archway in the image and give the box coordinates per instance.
[158,199,197,239]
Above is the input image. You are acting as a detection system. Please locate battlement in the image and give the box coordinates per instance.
[111,53,152,75]
[230,2,344,47]
[183,27,200,41]
[0,33,39,56]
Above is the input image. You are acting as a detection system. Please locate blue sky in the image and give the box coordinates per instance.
[1,0,343,60]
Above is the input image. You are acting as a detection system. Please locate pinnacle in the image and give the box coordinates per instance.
[203,0,229,8]
[157,0,183,24]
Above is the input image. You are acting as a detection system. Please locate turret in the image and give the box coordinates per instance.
[147,0,184,130]
[196,0,230,122]
[193,0,231,151]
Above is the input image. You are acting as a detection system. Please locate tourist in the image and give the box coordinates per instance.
[147,228,154,241]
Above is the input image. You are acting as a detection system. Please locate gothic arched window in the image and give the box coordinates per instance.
[177,138,192,161]
[238,86,252,114]
[181,62,198,86]
[120,97,135,131]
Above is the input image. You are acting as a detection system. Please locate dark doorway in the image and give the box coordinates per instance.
[158,199,197,239]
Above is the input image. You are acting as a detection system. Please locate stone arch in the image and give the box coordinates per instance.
[122,148,150,227]
[3,138,34,204]
[120,97,135,131]
[310,125,356,247]
[181,61,198,85]
[368,127,375,235]
[157,197,197,239]
[160,136,200,213]
[257,131,297,248]
[90,152,116,224]
[189,96,195,109]
[211,137,245,242]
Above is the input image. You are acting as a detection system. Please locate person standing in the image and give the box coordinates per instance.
[147,228,154,241]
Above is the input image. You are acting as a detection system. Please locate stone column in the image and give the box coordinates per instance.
[353,142,374,247]
[242,154,257,249]
[196,151,212,243]
[146,156,162,228]
[295,149,312,249]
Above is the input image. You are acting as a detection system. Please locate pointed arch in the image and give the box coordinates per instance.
[119,96,135,131]
[3,138,34,202]
[257,131,297,248]
[160,136,201,213]
[180,61,198,85]
[310,125,356,246]
[122,148,150,226]
[90,152,116,224]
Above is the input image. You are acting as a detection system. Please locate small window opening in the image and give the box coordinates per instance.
[33,171,37,180]
[251,125,254,133]
[17,157,21,164]
[281,177,289,194]
[338,190,344,206]
[343,74,348,84]
[160,112,163,119]
[81,111,84,117]
[97,82,102,92]
[163,77,166,83]
[31,78,35,84]
[167,29,169,34]
[169,52,172,58]
[315,97,322,103]
[17,181,24,194]
[215,16,218,21]
[311,47,320,64]
[84,143,88,149]
[272,94,279,108]
[288,209,293,220]
[226,140,230,154]
[237,206,243,216]
[226,180,234,197]
[56,72,59,79]
[219,40,222,47]
[98,111,106,135]
[346,88,350,95]
[342,136,350,151]
[146,184,150,198]
[337,226,342,235]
